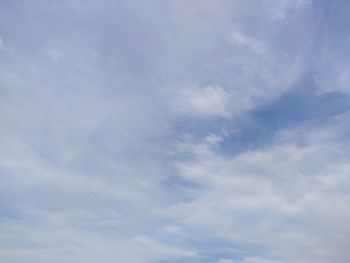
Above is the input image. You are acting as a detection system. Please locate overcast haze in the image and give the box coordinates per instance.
[1,1,350,263]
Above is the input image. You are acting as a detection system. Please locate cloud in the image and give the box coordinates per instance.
[216,260,236,263]
[1,1,350,263]
[171,113,350,263]
[228,31,267,54]
[133,236,197,258]
[172,85,232,117]
[47,48,64,60]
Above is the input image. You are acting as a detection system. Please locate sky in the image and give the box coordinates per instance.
[1,1,350,262]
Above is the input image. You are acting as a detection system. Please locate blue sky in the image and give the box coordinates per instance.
[1,1,350,262]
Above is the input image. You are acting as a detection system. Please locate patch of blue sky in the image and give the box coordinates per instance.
[219,75,350,155]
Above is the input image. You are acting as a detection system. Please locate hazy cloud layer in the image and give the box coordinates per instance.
[1,1,350,263]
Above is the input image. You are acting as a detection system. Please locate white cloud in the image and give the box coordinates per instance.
[173,85,231,117]
[170,120,350,263]
[228,31,267,54]
[239,258,283,263]
[216,259,236,263]
[133,236,197,257]
[47,48,64,60]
